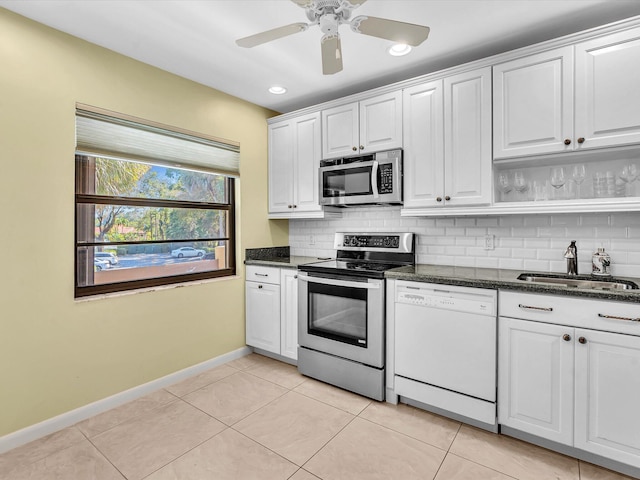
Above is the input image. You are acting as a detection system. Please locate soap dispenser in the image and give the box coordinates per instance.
[592,247,611,276]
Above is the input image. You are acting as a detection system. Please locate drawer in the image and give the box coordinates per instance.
[246,265,281,285]
[499,290,640,336]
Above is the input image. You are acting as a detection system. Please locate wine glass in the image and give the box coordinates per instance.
[571,164,586,198]
[513,171,528,192]
[620,163,638,196]
[550,167,566,199]
[497,172,512,199]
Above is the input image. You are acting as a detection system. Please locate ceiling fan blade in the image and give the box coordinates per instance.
[350,16,430,46]
[290,0,314,7]
[321,34,343,75]
[236,23,308,48]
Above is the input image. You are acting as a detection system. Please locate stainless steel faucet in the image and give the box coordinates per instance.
[564,240,578,275]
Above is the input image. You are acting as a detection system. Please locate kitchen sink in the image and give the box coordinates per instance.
[517,273,639,291]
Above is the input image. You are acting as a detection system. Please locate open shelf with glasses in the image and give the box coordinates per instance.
[493,146,640,211]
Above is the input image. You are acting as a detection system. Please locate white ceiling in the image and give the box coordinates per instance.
[3,0,640,113]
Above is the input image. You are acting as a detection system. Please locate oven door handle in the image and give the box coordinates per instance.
[298,275,380,289]
[371,161,379,198]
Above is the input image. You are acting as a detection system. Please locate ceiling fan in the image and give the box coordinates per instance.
[236,0,430,75]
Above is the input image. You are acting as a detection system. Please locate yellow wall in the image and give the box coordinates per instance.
[0,8,288,436]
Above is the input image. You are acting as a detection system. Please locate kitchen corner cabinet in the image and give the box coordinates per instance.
[245,266,298,361]
[498,292,640,471]
[494,26,640,159]
[321,91,402,160]
[402,67,492,210]
[268,112,325,218]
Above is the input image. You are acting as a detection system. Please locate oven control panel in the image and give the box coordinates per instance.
[342,234,399,248]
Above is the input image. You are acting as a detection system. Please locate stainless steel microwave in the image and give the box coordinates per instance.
[319,149,403,206]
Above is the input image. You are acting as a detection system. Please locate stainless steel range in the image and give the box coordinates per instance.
[297,232,415,400]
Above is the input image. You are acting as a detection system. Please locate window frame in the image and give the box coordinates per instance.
[74,157,237,298]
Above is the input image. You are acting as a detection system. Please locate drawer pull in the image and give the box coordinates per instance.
[518,304,553,312]
[597,313,640,322]
[254,273,269,277]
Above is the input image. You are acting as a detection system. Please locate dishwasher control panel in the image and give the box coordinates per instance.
[396,282,496,316]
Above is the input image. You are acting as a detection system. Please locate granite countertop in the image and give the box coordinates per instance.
[244,246,329,269]
[385,265,640,304]
[244,256,327,269]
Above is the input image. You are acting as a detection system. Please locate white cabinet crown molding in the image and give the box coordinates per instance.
[268,16,640,123]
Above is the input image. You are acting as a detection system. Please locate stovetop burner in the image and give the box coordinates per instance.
[298,232,415,279]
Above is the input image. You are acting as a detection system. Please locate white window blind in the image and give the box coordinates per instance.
[75,105,240,177]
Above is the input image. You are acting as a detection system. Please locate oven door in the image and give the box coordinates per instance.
[298,272,384,368]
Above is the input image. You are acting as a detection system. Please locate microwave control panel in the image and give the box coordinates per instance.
[379,163,394,194]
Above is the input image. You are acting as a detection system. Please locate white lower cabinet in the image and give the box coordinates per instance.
[498,291,640,471]
[279,269,298,361]
[498,316,574,445]
[245,266,298,361]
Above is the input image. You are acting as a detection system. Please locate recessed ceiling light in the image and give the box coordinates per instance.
[388,44,412,57]
[268,86,287,95]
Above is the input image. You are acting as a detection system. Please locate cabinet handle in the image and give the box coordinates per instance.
[564,139,571,145]
[518,303,553,312]
[255,273,269,277]
[436,197,443,202]
[293,275,298,279]
[359,145,364,150]
[563,334,571,341]
[578,336,587,344]
[597,313,640,322]
[293,205,297,208]
[445,195,451,201]
[258,285,263,289]
[352,146,357,151]
[577,137,585,144]
[288,205,293,208]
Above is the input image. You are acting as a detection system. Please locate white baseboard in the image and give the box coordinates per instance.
[0,346,252,454]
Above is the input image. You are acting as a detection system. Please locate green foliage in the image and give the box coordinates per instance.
[94,159,227,247]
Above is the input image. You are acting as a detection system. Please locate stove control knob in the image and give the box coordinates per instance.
[391,237,399,247]
[383,237,391,247]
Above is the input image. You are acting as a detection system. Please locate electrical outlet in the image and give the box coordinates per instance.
[309,235,315,245]
[484,234,495,250]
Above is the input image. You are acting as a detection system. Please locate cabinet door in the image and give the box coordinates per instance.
[574,328,640,467]
[493,47,574,158]
[268,121,294,213]
[322,102,359,159]
[498,317,574,445]
[293,112,322,213]
[402,80,445,208]
[444,67,492,206]
[246,281,281,354]
[359,91,403,153]
[575,27,640,150]
[280,270,298,361]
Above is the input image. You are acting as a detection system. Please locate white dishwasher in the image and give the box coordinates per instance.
[393,281,498,429]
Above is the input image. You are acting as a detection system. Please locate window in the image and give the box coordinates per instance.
[75,106,238,297]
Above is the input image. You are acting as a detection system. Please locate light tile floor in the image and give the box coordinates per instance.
[1,353,637,480]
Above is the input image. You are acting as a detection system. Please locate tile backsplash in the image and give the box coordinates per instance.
[289,206,640,277]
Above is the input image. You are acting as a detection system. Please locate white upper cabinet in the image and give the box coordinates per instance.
[494,26,640,160]
[402,80,444,209]
[444,67,493,206]
[493,47,574,159]
[322,91,402,159]
[403,67,491,210]
[575,27,640,150]
[268,112,324,218]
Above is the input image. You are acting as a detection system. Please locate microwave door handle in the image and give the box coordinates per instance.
[371,161,379,198]
[298,275,380,289]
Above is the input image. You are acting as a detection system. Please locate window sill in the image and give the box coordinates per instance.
[74,274,242,303]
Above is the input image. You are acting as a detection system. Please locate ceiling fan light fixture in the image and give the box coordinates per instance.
[268,86,288,95]
[388,43,412,56]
